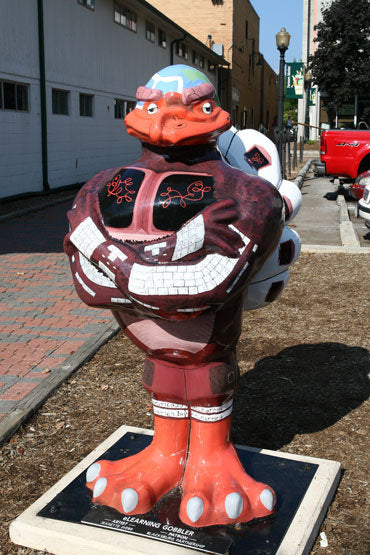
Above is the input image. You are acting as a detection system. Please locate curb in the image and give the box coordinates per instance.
[0,320,120,445]
[294,158,314,189]
[301,244,370,254]
[0,194,76,223]
[336,195,361,247]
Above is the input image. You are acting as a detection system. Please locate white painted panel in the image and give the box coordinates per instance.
[0,79,43,198]
[0,0,220,196]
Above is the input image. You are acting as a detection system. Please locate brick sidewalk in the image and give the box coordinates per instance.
[0,201,115,438]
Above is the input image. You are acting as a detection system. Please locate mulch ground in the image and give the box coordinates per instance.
[1,252,369,554]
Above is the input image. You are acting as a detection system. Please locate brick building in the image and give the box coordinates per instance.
[148,0,278,131]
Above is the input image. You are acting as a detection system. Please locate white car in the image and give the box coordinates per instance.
[358,183,370,229]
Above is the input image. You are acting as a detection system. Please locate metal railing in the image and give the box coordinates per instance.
[277,127,303,179]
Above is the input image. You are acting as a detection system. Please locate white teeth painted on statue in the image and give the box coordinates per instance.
[93,477,107,498]
[70,217,105,258]
[128,225,253,297]
[186,496,204,523]
[121,488,139,513]
[107,244,127,262]
[75,271,96,297]
[260,489,275,511]
[86,462,101,482]
[79,253,117,288]
[225,492,243,519]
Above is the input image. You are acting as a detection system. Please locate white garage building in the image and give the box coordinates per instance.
[0,0,227,199]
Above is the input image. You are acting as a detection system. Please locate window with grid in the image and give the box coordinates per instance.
[146,21,155,42]
[158,28,166,48]
[114,98,135,119]
[176,42,188,59]
[80,93,93,117]
[192,51,199,65]
[78,0,95,10]
[114,1,137,31]
[52,89,69,115]
[0,81,29,111]
[199,55,205,69]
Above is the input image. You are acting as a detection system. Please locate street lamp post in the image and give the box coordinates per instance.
[304,69,312,141]
[275,27,290,170]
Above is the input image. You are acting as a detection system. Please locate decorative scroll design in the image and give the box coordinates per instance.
[160,180,211,209]
[106,174,136,204]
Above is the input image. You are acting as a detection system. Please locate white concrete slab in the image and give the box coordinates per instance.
[9,425,340,555]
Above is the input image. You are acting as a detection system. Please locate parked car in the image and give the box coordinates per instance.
[357,183,370,229]
[320,129,370,179]
[350,170,370,200]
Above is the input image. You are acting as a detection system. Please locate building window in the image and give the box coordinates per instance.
[78,0,95,10]
[242,107,248,129]
[251,38,255,69]
[0,81,29,111]
[158,28,167,48]
[192,51,199,65]
[176,42,188,60]
[245,20,248,40]
[146,21,155,42]
[114,1,137,31]
[52,89,69,115]
[199,55,205,69]
[80,93,93,117]
[114,98,135,119]
[208,60,216,73]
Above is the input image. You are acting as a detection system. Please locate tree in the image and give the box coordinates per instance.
[309,0,370,124]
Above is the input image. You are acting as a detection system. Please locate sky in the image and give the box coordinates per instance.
[251,0,303,73]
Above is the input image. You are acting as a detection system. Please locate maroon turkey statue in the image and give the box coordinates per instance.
[64,64,295,529]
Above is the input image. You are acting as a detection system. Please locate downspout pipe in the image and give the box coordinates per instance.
[170,34,186,65]
[37,0,49,192]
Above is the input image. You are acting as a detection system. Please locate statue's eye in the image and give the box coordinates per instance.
[147,103,158,114]
[202,102,213,114]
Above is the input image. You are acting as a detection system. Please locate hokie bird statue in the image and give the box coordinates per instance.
[64,65,301,528]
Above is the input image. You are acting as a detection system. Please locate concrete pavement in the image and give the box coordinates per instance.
[293,164,370,251]
[0,162,369,443]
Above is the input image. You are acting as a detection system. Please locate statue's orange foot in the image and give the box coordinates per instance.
[86,416,189,515]
[180,481,275,528]
[179,417,276,528]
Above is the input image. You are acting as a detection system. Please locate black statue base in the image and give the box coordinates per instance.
[9,426,341,555]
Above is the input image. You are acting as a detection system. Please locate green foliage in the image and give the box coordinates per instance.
[309,0,370,115]
[284,98,298,122]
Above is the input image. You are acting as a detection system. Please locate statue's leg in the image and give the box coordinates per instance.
[179,358,276,527]
[86,357,189,515]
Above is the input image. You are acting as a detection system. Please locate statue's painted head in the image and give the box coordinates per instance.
[125,64,231,147]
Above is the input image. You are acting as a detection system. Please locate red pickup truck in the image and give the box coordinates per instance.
[320,130,370,179]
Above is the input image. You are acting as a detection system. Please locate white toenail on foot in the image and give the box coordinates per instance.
[121,488,138,513]
[186,497,204,523]
[93,477,107,498]
[86,463,101,482]
[260,489,275,511]
[225,492,243,519]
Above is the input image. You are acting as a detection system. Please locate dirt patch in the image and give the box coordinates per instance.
[1,253,369,554]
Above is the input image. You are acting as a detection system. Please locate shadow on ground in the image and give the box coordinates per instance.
[233,342,369,450]
[0,201,71,254]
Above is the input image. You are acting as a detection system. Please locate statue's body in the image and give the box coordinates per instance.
[64,65,301,527]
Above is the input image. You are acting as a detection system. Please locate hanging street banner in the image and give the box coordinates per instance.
[286,62,304,99]
[309,87,317,106]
